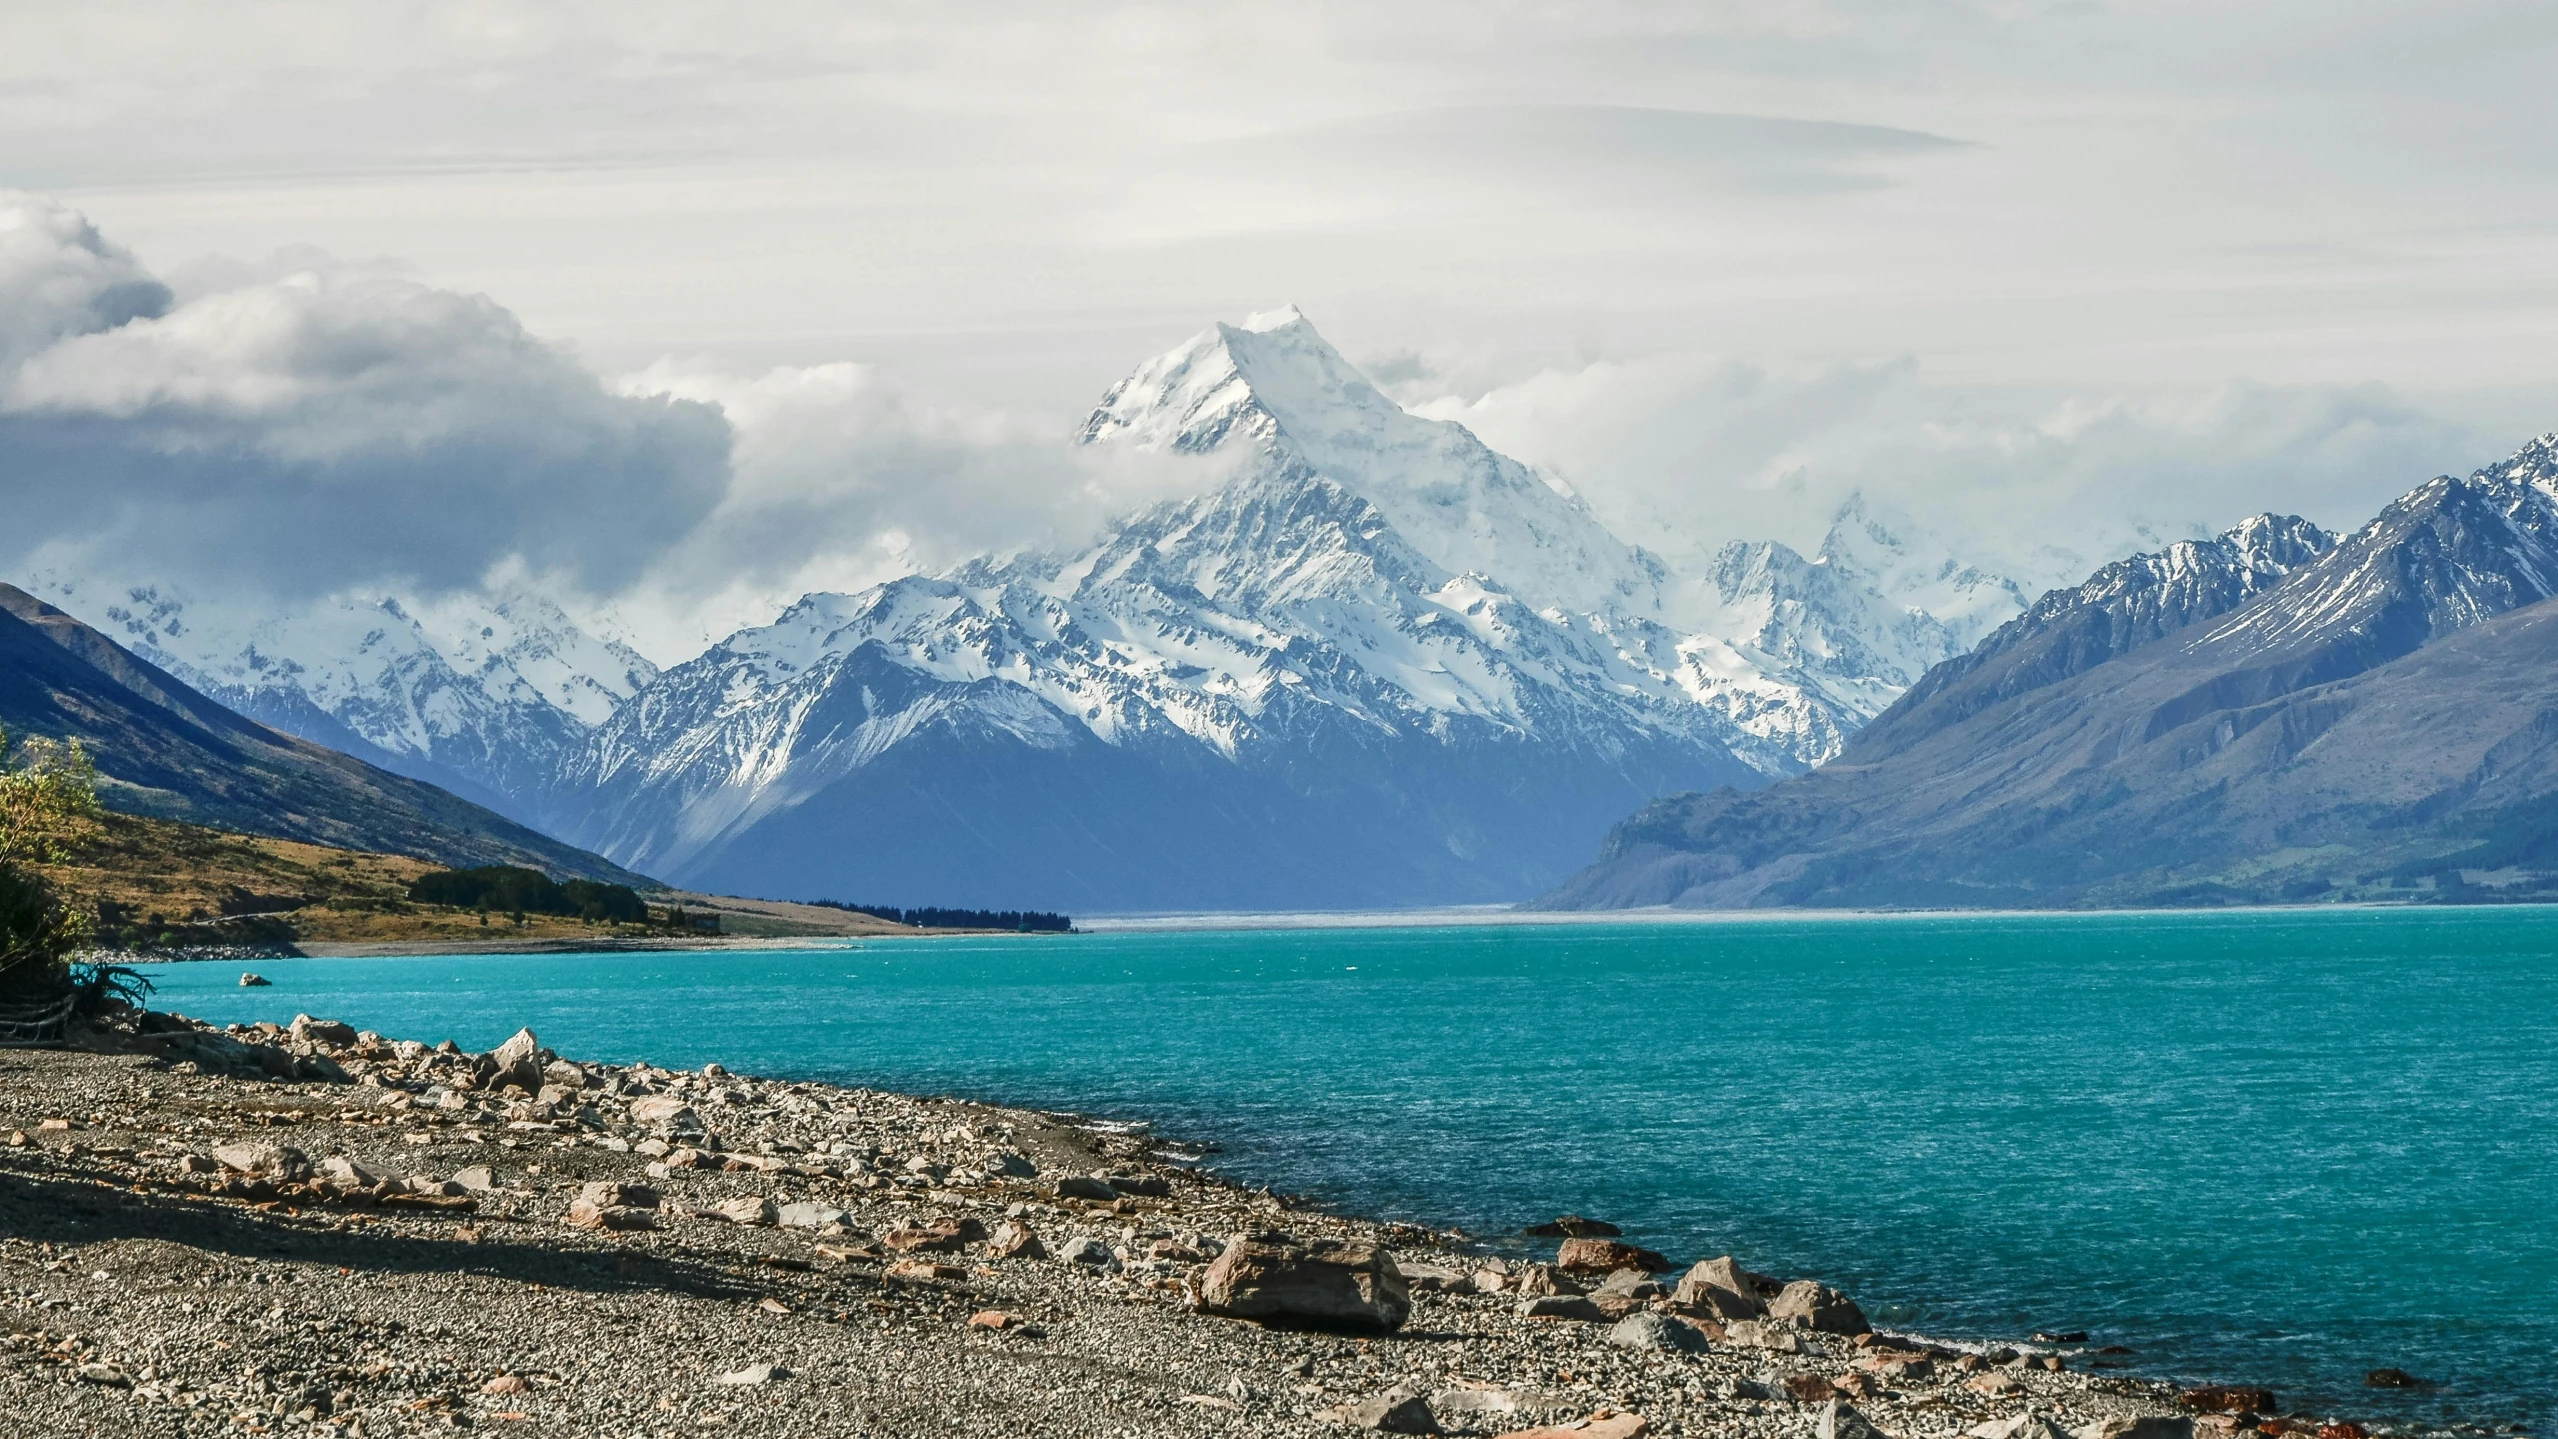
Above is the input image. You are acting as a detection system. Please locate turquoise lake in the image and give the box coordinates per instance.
[140,908,2556,1429]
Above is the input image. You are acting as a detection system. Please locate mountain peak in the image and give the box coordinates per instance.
[1234,303,1308,334]
[1079,305,1398,456]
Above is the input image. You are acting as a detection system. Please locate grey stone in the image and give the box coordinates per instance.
[1055,1235,1119,1269]
[987,1151,1038,1178]
[778,1201,848,1230]
[1052,1174,1118,1201]
[1336,1381,1440,1434]
[1724,1319,1803,1353]
[1515,1295,1607,1322]
[1606,1312,1710,1353]
[1819,1400,1885,1439]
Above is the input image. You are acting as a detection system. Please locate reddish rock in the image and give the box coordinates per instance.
[1784,1374,1837,1403]
[984,1219,1045,1259]
[1672,1256,1767,1319]
[2182,1386,2277,1414]
[883,1216,989,1253]
[1554,1238,1669,1274]
[1768,1280,1869,1335]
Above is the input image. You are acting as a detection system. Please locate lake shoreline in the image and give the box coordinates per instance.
[0,1004,2258,1439]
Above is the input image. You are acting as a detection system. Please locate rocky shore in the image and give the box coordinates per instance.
[0,1010,2332,1438]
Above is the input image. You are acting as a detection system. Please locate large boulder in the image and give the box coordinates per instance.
[1672,1256,1767,1319]
[1819,1401,1885,1439]
[1197,1232,1410,1331]
[1555,1238,1669,1274]
[1768,1280,1870,1335]
[1606,1312,1709,1354]
[289,1015,357,1047]
[487,1028,548,1092]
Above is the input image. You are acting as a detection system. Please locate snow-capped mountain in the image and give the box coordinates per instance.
[1700,493,2042,736]
[1544,435,2558,910]
[550,310,2032,908]
[28,576,656,826]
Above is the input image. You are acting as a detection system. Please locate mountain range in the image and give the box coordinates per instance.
[1542,436,2558,909]
[0,585,637,884]
[28,309,2043,910]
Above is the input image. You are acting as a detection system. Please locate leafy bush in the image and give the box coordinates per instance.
[407,865,646,923]
[0,729,101,1002]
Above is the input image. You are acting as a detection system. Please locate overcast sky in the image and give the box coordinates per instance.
[8,1,2558,657]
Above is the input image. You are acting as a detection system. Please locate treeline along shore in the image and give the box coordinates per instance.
[0,999,2394,1439]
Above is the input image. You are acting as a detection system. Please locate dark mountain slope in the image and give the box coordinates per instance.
[1541,437,2558,908]
[0,584,644,885]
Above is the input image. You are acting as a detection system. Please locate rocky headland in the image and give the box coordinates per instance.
[0,1010,2350,1438]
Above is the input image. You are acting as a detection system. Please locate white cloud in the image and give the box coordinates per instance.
[1,193,730,610]
[604,357,1219,656]
[1407,352,2492,583]
[0,193,170,366]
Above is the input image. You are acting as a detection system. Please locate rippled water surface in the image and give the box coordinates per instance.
[144,909,2558,1428]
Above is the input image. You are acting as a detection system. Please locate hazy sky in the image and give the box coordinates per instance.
[8,2,2558,656]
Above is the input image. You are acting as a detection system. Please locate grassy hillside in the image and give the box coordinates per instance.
[38,811,922,951]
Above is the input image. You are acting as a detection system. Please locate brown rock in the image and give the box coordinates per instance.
[210,1141,311,1182]
[480,1374,527,1395]
[985,1219,1045,1259]
[885,1257,967,1281]
[1784,1375,1838,1403]
[628,1096,697,1127]
[1516,1295,1608,1322]
[1672,1256,1767,1319]
[1197,1232,1411,1331]
[1768,1280,1870,1335]
[1965,1372,2026,1397]
[1554,1237,1669,1274]
[883,1215,988,1253]
[1492,1414,1646,1439]
[1832,1373,1883,1399]
[967,1310,1015,1330]
[579,1180,659,1209]
[565,1200,655,1231]
[2181,1387,2276,1414]
[1510,1262,1582,1297]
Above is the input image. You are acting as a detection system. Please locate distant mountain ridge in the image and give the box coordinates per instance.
[28,579,659,829]
[1541,435,2558,909]
[0,584,642,885]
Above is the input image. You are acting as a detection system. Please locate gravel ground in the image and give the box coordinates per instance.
[0,1010,2211,1439]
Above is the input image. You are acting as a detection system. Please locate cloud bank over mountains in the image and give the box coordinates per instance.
[0,188,2522,664]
